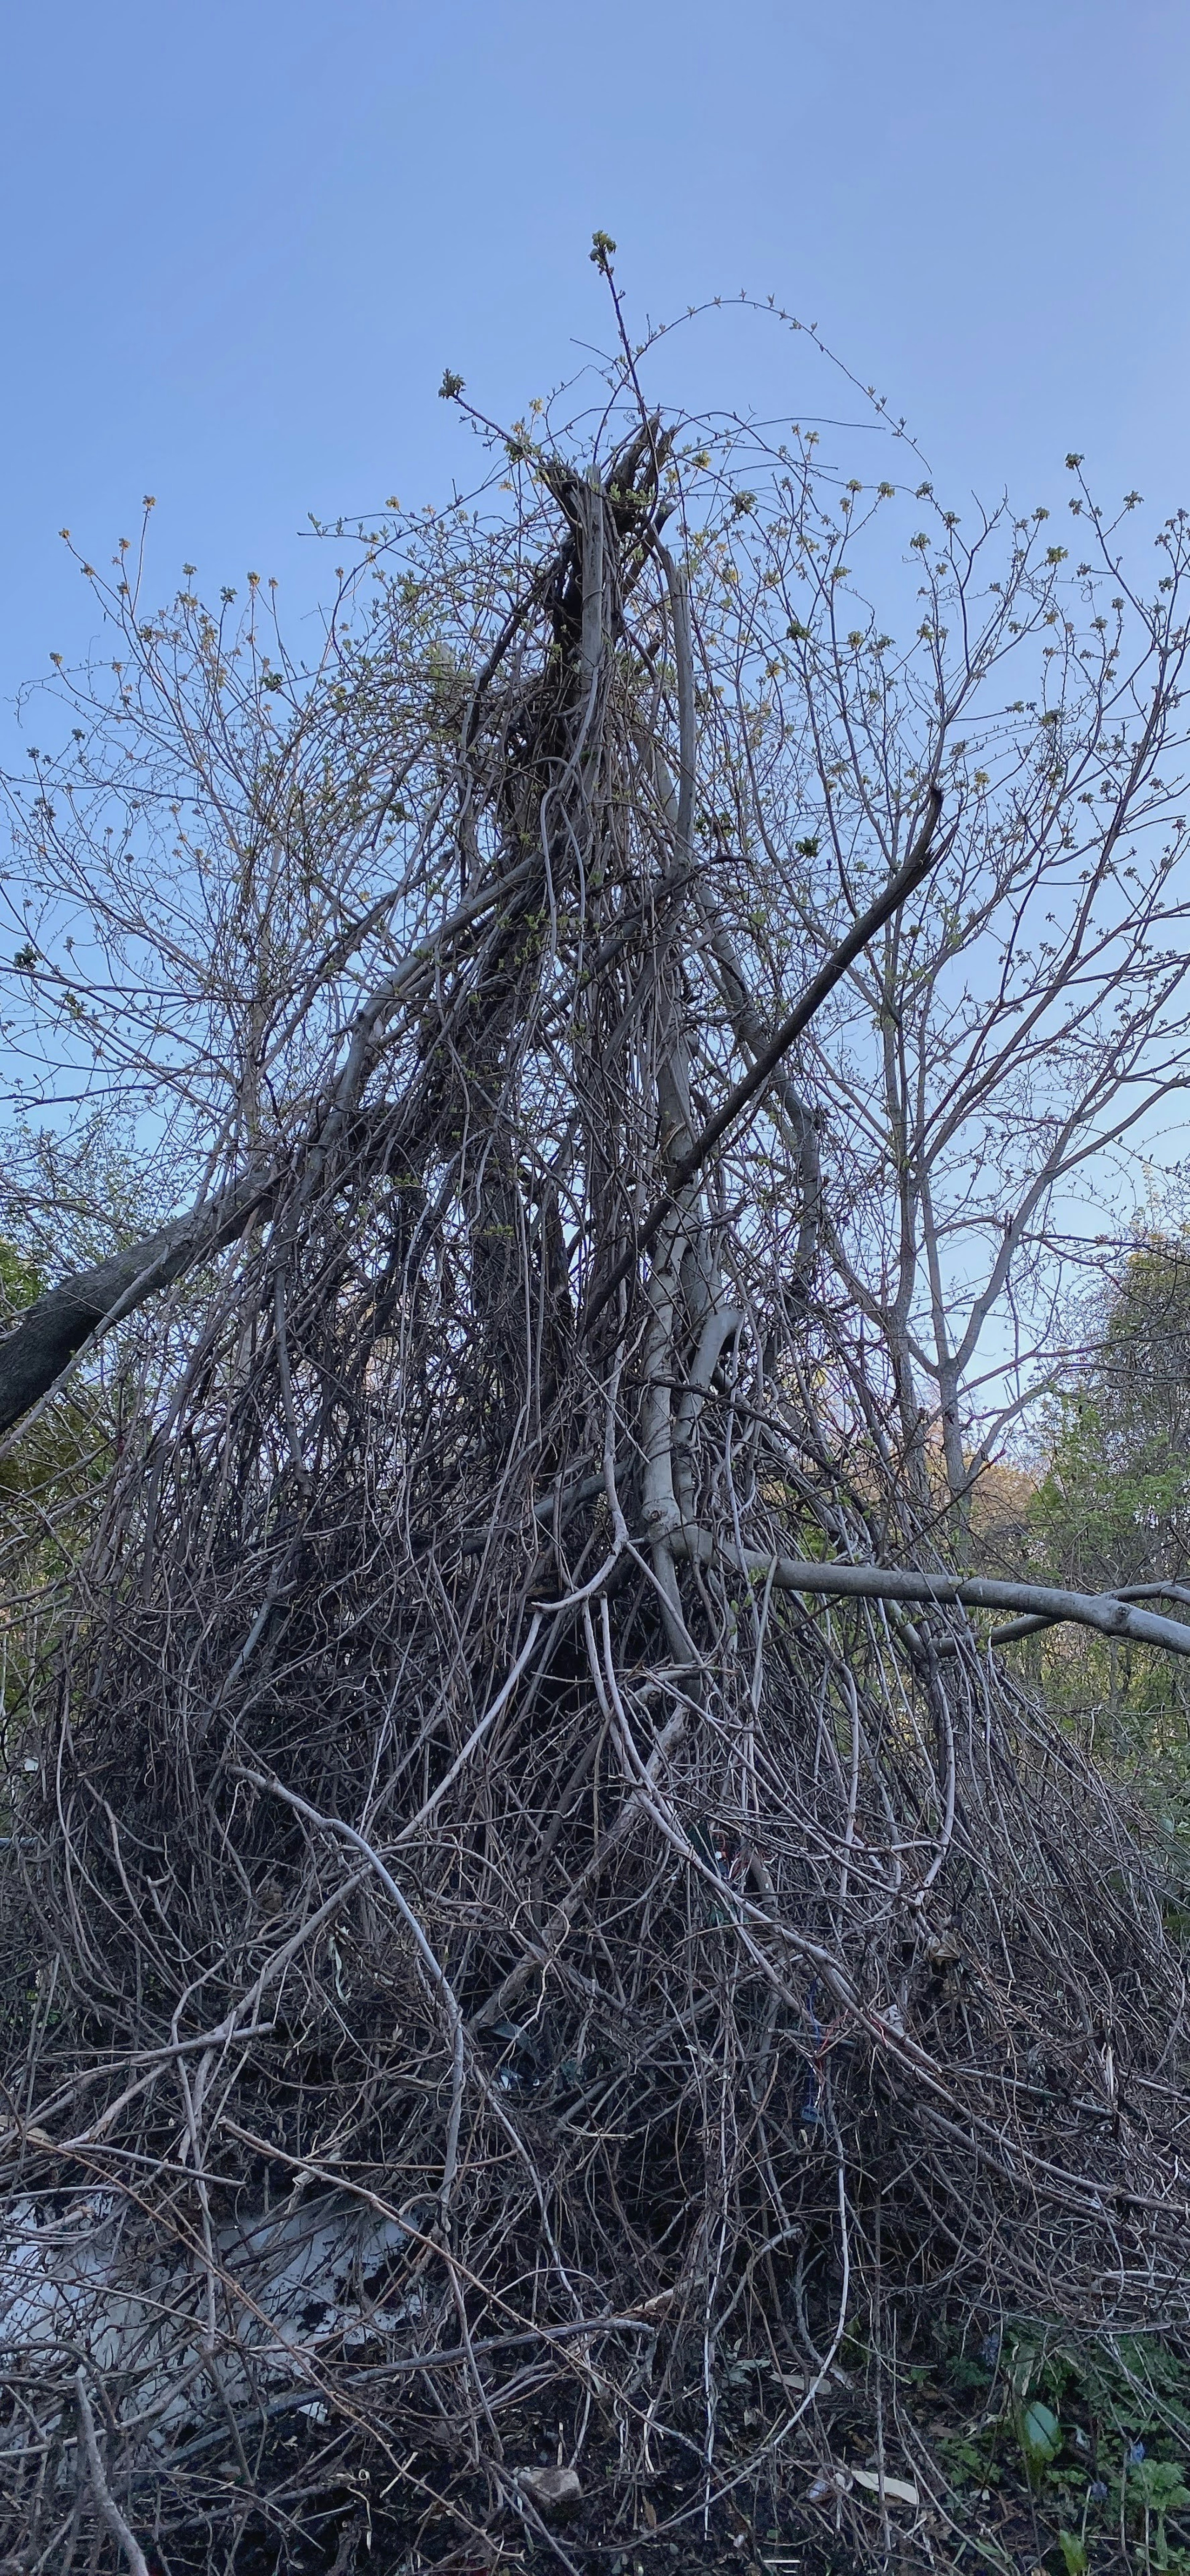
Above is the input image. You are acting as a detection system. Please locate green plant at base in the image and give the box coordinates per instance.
[1124,2456,1190,2571]
[1019,2396,1062,2480]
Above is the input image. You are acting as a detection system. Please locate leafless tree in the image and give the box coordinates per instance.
[2,289,1190,2570]
[675,430,1190,1533]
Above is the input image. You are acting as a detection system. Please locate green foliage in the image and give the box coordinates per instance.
[1016,1233,1190,1800]
[930,2315,1190,2566]
[0,1236,42,1314]
[1032,1234,1190,1596]
[1129,2453,1190,2524]
[1020,2397,1062,2473]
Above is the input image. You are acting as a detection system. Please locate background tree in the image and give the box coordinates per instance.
[0,1159,125,1744]
[1010,1232,1190,1776]
[1034,1232,1190,1593]
[689,441,1190,1535]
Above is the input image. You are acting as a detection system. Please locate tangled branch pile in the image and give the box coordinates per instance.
[3,345,1190,2572]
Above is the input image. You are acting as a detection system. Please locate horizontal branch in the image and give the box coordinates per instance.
[670,1528,1190,1657]
[978,1580,1190,1651]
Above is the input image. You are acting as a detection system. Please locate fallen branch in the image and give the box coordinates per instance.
[0,856,543,1446]
[970,1580,1190,1650]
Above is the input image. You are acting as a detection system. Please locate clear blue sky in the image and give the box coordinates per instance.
[2,0,1188,706]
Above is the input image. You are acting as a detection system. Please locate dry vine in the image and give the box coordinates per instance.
[3,318,1190,2573]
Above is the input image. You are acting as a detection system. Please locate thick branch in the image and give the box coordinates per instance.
[671,1531,1190,1658]
[0,1169,273,1441]
[696,889,822,1287]
[975,1581,1190,1651]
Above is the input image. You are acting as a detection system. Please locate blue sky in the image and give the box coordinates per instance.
[2,0,1188,709]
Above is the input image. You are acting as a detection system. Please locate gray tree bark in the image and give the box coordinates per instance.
[0,1170,273,1440]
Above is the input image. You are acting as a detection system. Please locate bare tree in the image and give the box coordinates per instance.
[673,434,1190,1534]
[2,291,1190,2570]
